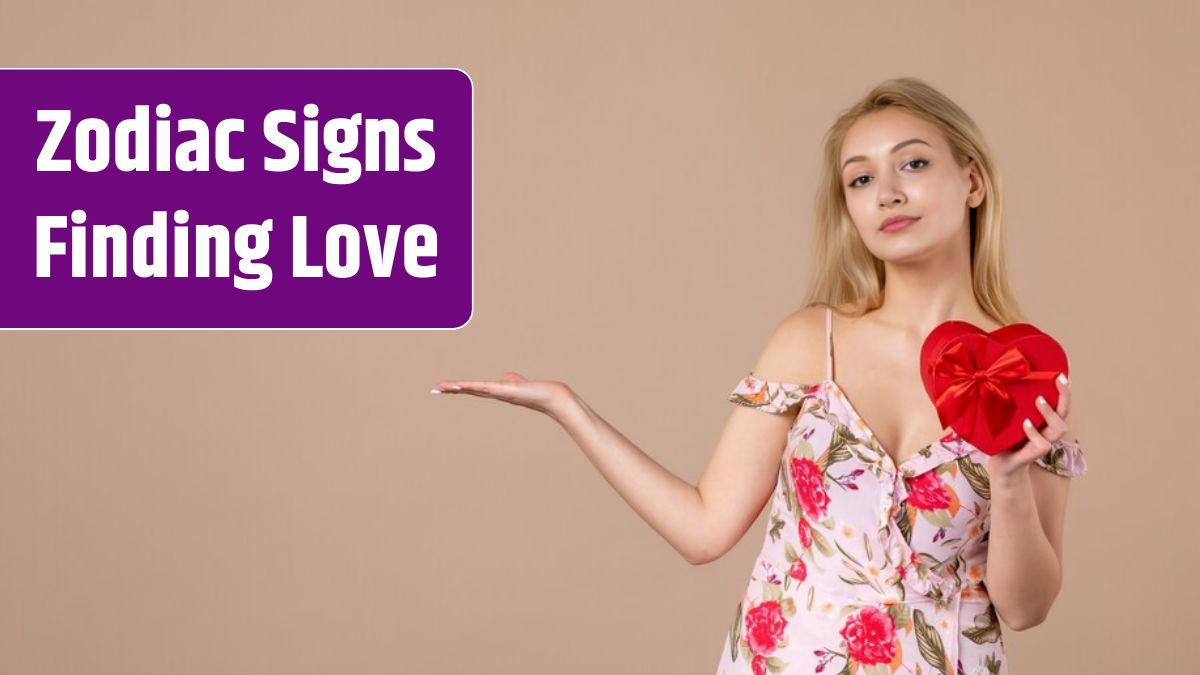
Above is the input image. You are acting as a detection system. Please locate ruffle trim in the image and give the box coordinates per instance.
[728,372,821,414]
[1033,438,1089,478]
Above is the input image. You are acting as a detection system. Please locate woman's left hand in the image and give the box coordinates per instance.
[987,374,1072,482]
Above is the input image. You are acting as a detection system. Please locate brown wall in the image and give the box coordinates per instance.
[1,1,1195,673]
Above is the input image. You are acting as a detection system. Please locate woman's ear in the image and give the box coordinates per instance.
[966,160,986,208]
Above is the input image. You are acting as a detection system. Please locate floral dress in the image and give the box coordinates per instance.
[713,307,1088,675]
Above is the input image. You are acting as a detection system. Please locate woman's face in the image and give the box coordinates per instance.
[839,107,984,263]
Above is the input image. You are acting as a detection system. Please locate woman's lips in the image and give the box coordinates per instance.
[880,216,919,232]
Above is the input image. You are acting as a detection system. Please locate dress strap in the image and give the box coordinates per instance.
[825,306,833,381]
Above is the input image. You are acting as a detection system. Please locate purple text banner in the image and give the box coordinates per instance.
[0,68,473,329]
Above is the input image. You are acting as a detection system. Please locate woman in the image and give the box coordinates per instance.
[432,77,1088,675]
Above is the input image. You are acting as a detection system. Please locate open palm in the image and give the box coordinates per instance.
[433,371,574,418]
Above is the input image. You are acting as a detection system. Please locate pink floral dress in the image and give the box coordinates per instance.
[714,307,1088,675]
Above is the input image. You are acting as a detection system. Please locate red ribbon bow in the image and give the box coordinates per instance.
[932,341,1059,436]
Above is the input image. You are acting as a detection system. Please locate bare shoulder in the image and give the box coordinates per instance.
[748,304,830,386]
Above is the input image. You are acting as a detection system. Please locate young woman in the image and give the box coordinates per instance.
[432,77,1088,675]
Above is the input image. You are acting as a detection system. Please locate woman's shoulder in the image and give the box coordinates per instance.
[747,304,830,386]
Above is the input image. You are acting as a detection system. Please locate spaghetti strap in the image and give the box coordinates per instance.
[825,306,833,381]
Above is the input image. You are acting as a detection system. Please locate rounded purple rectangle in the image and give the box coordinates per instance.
[0,68,473,329]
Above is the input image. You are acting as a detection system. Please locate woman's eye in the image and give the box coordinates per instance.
[846,158,928,189]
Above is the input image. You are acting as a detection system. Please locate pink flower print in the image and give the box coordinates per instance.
[745,600,788,655]
[838,606,898,666]
[904,471,951,511]
[790,457,831,520]
[751,654,767,675]
[797,518,813,549]
[789,558,807,582]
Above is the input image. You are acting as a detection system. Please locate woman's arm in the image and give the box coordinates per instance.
[984,381,1077,630]
[435,307,825,565]
[553,386,790,564]
[984,463,1071,630]
[550,308,824,565]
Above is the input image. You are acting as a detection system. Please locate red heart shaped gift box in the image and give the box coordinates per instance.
[919,321,1069,455]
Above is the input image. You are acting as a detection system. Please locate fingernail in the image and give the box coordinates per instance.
[1023,418,1033,428]
[431,388,442,394]
[1036,395,1046,407]
[1057,373,1068,385]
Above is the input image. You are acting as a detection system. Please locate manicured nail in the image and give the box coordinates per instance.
[1057,373,1068,385]
[431,388,442,394]
[1036,395,1047,407]
[1023,418,1033,428]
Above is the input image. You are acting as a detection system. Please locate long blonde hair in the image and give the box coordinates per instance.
[801,77,1028,325]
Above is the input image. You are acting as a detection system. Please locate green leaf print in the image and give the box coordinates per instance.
[784,541,799,563]
[920,508,954,529]
[780,596,797,617]
[850,566,873,587]
[834,539,863,567]
[740,639,753,663]
[810,524,836,557]
[779,462,797,513]
[962,603,1003,644]
[840,417,868,449]
[769,513,787,543]
[821,444,853,471]
[945,553,965,588]
[862,531,873,560]
[1036,445,1066,474]
[895,504,913,544]
[795,436,816,460]
[849,446,877,465]
[957,455,991,500]
[727,600,742,662]
[806,585,815,611]
[912,608,951,675]
[917,552,942,567]
[886,602,912,631]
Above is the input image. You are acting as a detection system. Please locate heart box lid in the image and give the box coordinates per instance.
[919,320,1070,455]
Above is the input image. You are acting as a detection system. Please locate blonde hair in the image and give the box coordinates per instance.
[801,77,1028,325]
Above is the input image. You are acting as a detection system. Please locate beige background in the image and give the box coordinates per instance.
[1,2,1196,673]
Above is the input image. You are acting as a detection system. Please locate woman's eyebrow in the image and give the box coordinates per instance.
[841,138,932,170]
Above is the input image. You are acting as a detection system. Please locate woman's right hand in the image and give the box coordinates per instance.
[432,371,576,420]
